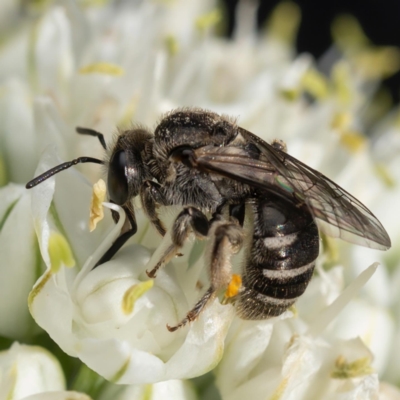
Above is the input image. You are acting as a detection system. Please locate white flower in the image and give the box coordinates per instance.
[28,146,234,384]
[0,342,65,399]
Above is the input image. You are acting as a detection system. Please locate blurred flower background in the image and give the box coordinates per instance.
[0,0,400,399]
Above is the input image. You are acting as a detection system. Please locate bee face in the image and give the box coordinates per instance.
[106,128,153,204]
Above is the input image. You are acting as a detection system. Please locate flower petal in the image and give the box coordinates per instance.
[0,184,41,340]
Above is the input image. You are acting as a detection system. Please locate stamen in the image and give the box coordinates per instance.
[89,179,106,232]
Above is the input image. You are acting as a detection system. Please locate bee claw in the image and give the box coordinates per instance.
[146,269,157,278]
[166,323,178,332]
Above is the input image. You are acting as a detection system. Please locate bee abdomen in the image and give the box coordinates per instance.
[236,260,315,319]
[236,219,319,320]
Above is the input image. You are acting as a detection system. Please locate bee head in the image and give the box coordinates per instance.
[26,127,153,209]
[107,128,153,205]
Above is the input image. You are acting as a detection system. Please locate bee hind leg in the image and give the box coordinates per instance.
[167,217,243,332]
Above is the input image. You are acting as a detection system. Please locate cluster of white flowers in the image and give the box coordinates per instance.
[0,0,399,399]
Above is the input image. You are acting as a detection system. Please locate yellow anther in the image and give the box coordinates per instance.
[301,69,329,100]
[122,280,154,315]
[26,0,52,12]
[331,14,369,51]
[89,179,106,232]
[331,112,351,131]
[339,130,366,153]
[79,62,124,76]
[331,112,366,153]
[280,88,300,102]
[266,1,301,45]
[80,0,109,6]
[353,47,400,79]
[48,232,75,273]
[375,163,395,188]
[165,35,179,56]
[195,9,222,33]
[331,356,373,379]
[332,62,353,106]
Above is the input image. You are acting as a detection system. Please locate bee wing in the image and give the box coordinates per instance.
[192,129,391,250]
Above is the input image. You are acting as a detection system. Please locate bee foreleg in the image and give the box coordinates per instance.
[167,218,243,331]
[94,204,137,268]
[140,180,168,236]
[146,207,209,278]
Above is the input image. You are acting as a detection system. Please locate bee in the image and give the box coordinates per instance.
[27,108,391,331]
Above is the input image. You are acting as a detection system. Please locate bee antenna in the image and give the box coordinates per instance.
[76,127,107,150]
[26,157,105,189]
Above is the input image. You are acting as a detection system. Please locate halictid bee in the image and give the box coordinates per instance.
[27,108,391,331]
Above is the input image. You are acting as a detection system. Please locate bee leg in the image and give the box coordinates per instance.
[146,207,209,278]
[140,180,168,236]
[271,139,287,153]
[94,203,137,268]
[229,203,245,226]
[167,217,243,332]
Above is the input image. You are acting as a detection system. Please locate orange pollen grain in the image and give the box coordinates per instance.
[226,274,242,298]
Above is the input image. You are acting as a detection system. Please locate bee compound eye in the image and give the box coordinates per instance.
[107,150,129,205]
